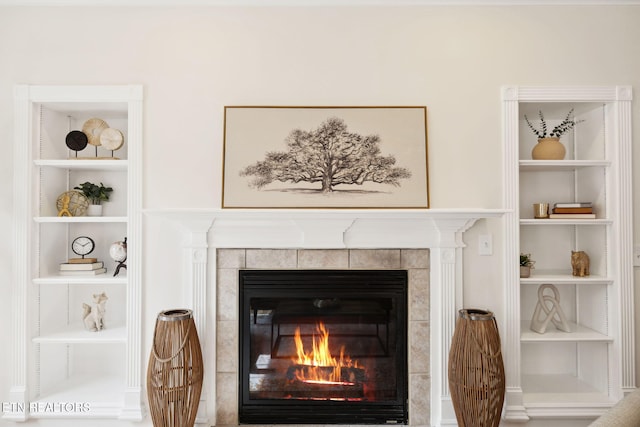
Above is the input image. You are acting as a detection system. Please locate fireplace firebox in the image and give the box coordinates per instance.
[239,269,408,424]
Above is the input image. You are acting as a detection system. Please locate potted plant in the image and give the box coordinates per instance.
[520,253,535,278]
[74,181,113,216]
[524,108,584,160]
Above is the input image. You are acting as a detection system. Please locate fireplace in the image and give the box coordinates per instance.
[238,269,408,424]
[150,208,503,426]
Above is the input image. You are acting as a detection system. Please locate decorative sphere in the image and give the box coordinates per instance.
[110,239,127,262]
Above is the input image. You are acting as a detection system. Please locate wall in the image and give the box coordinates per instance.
[0,4,639,426]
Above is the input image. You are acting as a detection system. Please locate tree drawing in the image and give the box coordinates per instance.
[240,117,412,194]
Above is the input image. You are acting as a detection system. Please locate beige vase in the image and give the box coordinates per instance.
[532,137,566,160]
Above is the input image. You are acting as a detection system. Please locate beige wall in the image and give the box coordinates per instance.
[1,4,639,426]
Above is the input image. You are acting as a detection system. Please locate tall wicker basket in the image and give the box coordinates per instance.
[448,309,505,427]
[147,309,203,427]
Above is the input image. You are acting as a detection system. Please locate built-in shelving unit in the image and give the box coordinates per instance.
[6,85,144,421]
[502,86,635,421]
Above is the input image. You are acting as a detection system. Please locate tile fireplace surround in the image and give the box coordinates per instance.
[151,208,503,427]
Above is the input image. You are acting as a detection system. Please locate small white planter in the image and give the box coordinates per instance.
[86,204,103,217]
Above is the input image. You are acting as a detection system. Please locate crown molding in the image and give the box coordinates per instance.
[1,0,640,6]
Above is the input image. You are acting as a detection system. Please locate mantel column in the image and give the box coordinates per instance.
[430,217,481,427]
[178,218,215,427]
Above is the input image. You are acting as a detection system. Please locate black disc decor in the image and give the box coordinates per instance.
[65,130,88,157]
[448,308,505,427]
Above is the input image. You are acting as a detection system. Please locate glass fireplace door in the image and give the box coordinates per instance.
[239,270,408,425]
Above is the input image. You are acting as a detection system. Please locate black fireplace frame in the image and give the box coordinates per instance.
[239,269,408,425]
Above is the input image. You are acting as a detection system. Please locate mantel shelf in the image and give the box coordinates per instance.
[145,208,507,249]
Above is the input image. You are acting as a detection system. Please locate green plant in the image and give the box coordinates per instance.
[524,108,584,139]
[520,253,535,268]
[74,181,113,205]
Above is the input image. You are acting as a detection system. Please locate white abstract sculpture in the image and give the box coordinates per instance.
[82,292,108,332]
[530,284,571,334]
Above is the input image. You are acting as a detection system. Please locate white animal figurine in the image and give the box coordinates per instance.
[82,292,108,332]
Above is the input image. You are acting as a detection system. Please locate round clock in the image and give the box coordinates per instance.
[72,236,95,258]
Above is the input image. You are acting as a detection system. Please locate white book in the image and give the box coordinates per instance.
[58,268,107,276]
[59,261,104,271]
[548,213,596,219]
[553,202,593,208]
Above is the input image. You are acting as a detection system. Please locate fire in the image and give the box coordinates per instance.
[291,322,360,384]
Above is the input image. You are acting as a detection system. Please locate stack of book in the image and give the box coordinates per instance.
[59,258,107,276]
[549,202,595,219]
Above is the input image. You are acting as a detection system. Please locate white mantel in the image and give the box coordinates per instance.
[147,208,505,427]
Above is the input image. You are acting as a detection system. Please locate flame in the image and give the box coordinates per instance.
[292,322,360,384]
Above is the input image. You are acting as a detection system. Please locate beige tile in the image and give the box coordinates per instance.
[217,320,238,373]
[217,249,245,268]
[216,372,238,426]
[246,249,298,268]
[409,321,430,374]
[349,249,401,269]
[401,249,430,269]
[409,269,429,321]
[217,268,238,321]
[298,249,349,269]
[409,374,431,426]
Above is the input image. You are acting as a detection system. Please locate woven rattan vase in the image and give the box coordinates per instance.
[448,309,505,427]
[147,309,203,427]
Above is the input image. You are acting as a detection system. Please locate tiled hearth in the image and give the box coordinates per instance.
[151,208,503,426]
[215,248,430,425]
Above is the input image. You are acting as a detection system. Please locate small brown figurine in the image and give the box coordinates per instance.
[571,250,590,277]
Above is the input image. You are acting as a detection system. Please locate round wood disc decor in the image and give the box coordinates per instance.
[100,128,124,151]
[82,118,109,146]
[65,130,88,152]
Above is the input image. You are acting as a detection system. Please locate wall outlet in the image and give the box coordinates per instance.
[479,234,492,256]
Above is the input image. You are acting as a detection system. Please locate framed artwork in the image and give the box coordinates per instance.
[222,106,429,209]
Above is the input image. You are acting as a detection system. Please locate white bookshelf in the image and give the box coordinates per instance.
[6,85,144,422]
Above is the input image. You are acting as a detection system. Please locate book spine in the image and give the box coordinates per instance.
[548,213,596,219]
[59,262,104,271]
[58,268,107,276]
[553,202,593,208]
[552,208,593,214]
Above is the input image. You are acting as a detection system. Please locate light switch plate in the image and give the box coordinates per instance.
[634,245,640,267]
[479,234,492,256]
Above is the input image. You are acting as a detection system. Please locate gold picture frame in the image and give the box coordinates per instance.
[222,106,429,209]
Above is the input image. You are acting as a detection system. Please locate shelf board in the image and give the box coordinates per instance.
[33,324,126,343]
[521,321,612,342]
[520,271,612,285]
[34,159,128,170]
[34,216,127,223]
[522,374,615,416]
[32,374,124,418]
[519,160,610,171]
[34,274,126,285]
[520,218,611,225]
